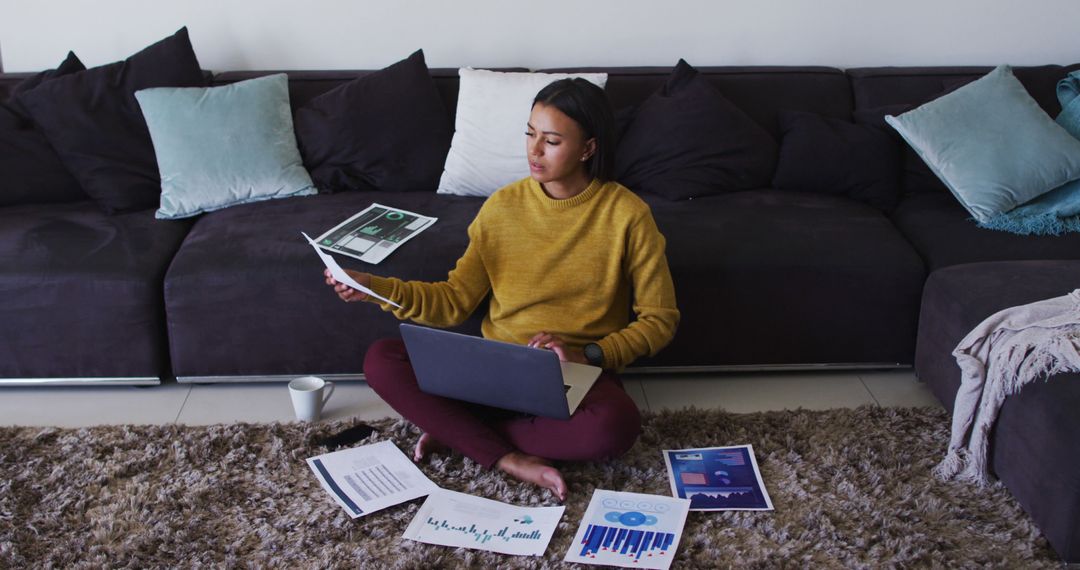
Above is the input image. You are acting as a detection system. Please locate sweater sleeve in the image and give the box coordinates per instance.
[595,212,680,370]
[365,218,491,328]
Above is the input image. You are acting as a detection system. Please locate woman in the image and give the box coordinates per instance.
[325,78,679,501]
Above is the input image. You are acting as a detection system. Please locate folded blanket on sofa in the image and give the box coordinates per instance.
[978,71,1080,236]
[935,289,1080,484]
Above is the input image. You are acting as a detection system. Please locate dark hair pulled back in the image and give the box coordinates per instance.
[532,78,616,182]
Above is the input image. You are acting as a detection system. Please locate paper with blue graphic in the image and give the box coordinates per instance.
[663,444,773,511]
[564,490,690,569]
[402,488,564,556]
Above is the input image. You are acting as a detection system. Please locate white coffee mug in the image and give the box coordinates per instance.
[288,376,335,422]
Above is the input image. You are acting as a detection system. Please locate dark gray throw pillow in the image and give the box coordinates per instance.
[853,78,976,196]
[17,27,206,214]
[4,51,85,124]
[772,111,902,212]
[293,50,452,193]
[0,52,88,207]
[856,103,952,196]
[615,59,777,200]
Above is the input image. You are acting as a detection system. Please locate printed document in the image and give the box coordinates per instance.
[403,489,564,556]
[307,440,437,518]
[564,489,690,570]
[302,232,400,308]
[663,444,773,511]
[312,203,436,264]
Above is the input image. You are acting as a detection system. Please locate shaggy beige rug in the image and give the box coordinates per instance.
[0,406,1057,568]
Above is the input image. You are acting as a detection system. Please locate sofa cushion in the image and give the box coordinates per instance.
[884,66,1080,223]
[772,110,902,211]
[849,64,1080,195]
[436,68,607,197]
[0,112,86,207]
[3,51,85,122]
[890,192,1080,271]
[637,189,926,366]
[164,191,487,377]
[0,201,191,378]
[17,28,207,214]
[916,261,1080,562]
[0,53,88,207]
[294,50,452,194]
[615,60,778,200]
[135,73,315,219]
[855,98,968,196]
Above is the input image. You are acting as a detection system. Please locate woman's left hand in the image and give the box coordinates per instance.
[527,332,587,364]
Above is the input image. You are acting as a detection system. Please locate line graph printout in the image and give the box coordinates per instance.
[402,489,564,556]
[307,440,437,519]
[564,490,690,570]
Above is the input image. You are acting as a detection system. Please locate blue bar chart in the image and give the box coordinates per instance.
[564,490,690,570]
[577,524,675,559]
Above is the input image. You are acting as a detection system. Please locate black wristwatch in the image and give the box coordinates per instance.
[584,343,604,367]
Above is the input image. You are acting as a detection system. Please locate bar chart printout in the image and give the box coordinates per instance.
[402,489,565,556]
[564,490,690,570]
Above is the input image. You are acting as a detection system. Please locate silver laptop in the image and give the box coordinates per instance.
[399,324,602,420]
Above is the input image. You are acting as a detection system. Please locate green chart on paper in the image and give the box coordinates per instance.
[313,203,437,265]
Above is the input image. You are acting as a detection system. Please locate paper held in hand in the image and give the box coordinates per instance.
[312,203,437,264]
[302,232,401,308]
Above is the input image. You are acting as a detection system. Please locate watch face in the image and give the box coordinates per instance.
[585,343,603,365]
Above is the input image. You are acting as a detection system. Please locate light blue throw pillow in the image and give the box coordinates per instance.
[885,65,1080,223]
[135,73,315,219]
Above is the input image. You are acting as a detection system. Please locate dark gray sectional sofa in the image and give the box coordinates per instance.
[1,64,1078,561]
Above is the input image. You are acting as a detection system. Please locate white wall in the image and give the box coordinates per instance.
[2,0,1079,73]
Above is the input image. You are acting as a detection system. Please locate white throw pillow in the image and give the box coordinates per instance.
[437,68,608,197]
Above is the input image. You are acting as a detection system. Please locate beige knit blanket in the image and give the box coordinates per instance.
[934,289,1080,484]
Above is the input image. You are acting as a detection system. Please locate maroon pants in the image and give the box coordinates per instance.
[363,338,642,468]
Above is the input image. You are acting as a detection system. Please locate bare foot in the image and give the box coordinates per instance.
[496,451,567,502]
[413,432,449,462]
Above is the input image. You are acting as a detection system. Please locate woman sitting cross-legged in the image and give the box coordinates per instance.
[324,78,679,501]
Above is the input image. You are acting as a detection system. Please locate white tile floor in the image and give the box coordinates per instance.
[0,368,940,428]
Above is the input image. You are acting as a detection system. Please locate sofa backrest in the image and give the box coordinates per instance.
[541,66,852,140]
[0,73,33,101]
[847,64,1080,117]
[210,68,528,125]
[211,66,853,140]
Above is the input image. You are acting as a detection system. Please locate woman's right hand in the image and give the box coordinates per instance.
[324,268,372,303]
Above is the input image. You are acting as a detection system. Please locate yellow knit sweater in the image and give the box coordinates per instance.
[367,177,679,370]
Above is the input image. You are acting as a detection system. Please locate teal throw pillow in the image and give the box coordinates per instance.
[885,65,1080,223]
[135,73,315,219]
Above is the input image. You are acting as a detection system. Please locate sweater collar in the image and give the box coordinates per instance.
[530,177,603,209]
